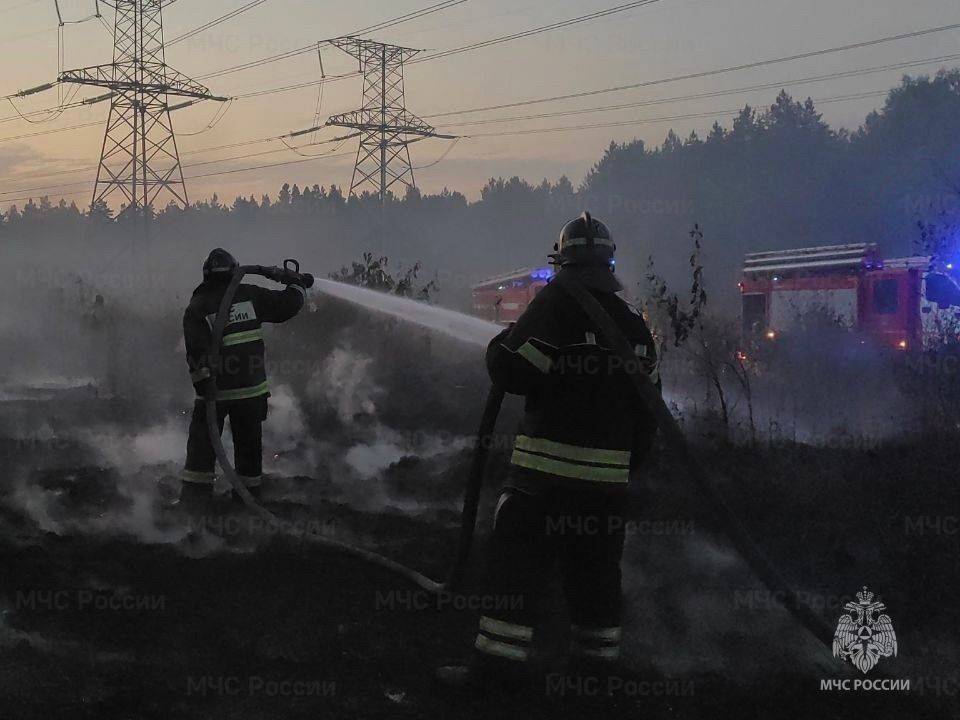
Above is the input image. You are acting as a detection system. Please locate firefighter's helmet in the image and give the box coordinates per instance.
[552,211,615,268]
[203,248,239,279]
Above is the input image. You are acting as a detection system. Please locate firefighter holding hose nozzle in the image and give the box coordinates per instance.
[181,248,309,495]
[438,213,661,691]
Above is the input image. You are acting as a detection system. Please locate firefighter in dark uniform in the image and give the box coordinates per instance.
[182,248,307,492]
[438,213,660,688]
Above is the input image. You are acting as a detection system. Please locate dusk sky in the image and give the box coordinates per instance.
[1,0,959,209]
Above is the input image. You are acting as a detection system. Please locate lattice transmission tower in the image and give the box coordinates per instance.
[326,37,455,204]
[59,0,226,215]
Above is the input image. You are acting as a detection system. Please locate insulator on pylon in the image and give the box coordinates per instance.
[16,83,56,97]
[82,92,114,105]
[168,100,198,112]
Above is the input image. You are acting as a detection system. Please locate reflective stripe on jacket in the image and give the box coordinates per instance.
[511,434,632,484]
[183,279,305,401]
[486,269,660,488]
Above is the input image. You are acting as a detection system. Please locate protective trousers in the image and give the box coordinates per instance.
[183,396,268,487]
[473,484,627,667]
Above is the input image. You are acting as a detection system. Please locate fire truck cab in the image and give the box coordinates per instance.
[741,243,960,349]
[472,266,555,324]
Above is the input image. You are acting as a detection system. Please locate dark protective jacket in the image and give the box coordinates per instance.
[486,270,660,490]
[183,278,305,401]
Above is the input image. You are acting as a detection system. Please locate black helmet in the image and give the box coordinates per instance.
[552,212,622,293]
[202,248,238,279]
[553,211,615,268]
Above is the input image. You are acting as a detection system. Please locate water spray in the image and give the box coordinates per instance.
[204,263,500,594]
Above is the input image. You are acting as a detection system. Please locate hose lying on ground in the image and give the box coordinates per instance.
[203,265,503,595]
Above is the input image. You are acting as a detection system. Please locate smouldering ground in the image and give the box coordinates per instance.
[1,413,957,719]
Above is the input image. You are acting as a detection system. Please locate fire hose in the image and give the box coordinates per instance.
[204,262,501,594]
[204,263,833,647]
[551,271,835,647]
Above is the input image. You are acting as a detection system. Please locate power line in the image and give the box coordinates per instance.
[5,45,959,149]
[6,48,956,133]
[424,19,960,118]
[1,47,955,187]
[230,68,357,99]
[195,0,657,99]
[5,17,960,192]
[456,89,890,138]
[411,136,461,169]
[0,119,100,143]
[167,0,270,47]
[437,53,960,128]
[349,0,469,36]
[219,0,663,97]
[0,133,283,185]
[187,149,353,181]
[213,18,960,107]
[0,128,356,193]
[0,146,357,205]
[195,0,470,81]
[412,0,661,64]
[0,138,351,197]
[18,9,958,133]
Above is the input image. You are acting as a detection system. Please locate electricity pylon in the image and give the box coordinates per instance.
[326,37,455,204]
[59,0,226,215]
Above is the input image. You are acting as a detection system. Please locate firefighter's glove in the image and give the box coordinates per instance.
[290,274,311,289]
[280,269,311,288]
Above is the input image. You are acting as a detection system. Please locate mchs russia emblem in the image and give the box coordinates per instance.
[832,586,898,674]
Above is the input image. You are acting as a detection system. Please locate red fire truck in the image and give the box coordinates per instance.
[472,266,555,324]
[740,243,959,349]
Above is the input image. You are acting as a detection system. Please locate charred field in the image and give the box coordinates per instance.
[0,295,958,720]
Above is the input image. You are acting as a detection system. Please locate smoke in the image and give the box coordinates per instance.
[309,346,381,423]
[262,383,308,452]
[82,419,185,472]
[662,313,918,445]
[8,467,188,546]
[295,345,471,510]
[344,430,410,481]
[4,412,195,546]
[342,424,469,481]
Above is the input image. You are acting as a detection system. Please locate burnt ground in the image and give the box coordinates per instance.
[1,406,959,719]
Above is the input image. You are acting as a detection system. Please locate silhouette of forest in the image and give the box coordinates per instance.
[3,70,959,310]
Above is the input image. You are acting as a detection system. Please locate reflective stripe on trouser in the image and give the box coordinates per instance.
[181,469,215,485]
[570,625,622,660]
[478,488,626,664]
[475,616,533,663]
[510,435,631,484]
[213,381,269,402]
[185,397,267,480]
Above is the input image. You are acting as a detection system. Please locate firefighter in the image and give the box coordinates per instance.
[181,248,307,493]
[437,212,660,690]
